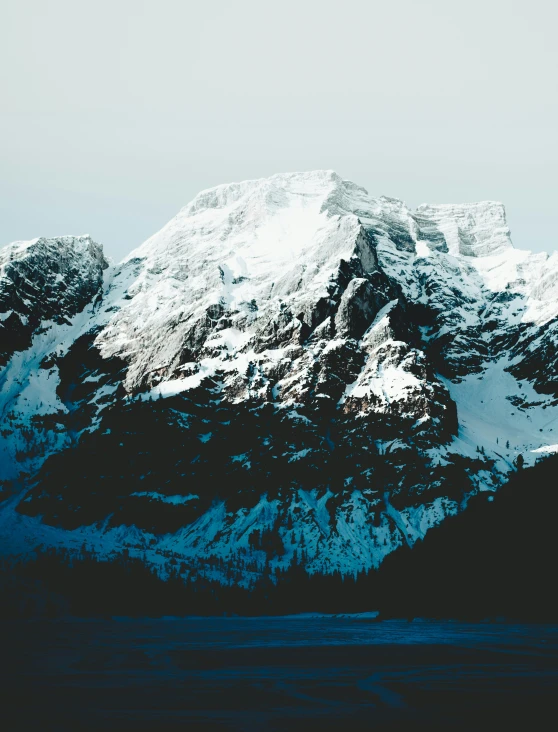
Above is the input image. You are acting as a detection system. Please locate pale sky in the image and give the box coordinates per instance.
[1,0,556,261]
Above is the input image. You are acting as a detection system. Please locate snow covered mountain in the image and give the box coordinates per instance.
[2,170,558,584]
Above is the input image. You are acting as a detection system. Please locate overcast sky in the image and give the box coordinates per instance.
[1,0,556,261]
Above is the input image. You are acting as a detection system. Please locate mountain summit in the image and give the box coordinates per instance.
[1,171,558,582]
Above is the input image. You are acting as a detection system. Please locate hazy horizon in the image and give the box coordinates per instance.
[1,0,556,261]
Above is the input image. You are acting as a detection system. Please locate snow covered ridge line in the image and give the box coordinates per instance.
[1,169,558,584]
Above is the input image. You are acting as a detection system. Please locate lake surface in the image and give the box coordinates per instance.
[2,616,557,730]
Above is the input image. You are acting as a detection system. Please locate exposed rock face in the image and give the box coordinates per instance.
[414,202,513,258]
[0,236,108,366]
[1,171,558,584]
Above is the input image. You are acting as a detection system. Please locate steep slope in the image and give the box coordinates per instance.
[1,171,558,587]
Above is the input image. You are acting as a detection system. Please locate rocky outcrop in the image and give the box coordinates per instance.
[414,201,513,258]
[0,236,108,366]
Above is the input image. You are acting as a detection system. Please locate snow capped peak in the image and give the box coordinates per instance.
[102,171,389,390]
[90,173,552,399]
[0,234,108,367]
[415,201,513,258]
[0,234,106,268]
[125,170,368,263]
[181,169,347,217]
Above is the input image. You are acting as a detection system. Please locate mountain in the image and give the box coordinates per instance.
[1,170,558,590]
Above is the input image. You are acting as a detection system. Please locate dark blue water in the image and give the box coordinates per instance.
[2,617,557,730]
